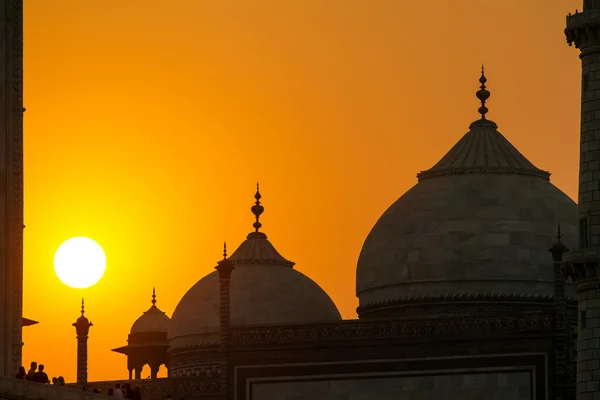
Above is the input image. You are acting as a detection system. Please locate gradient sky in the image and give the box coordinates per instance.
[22,0,583,382]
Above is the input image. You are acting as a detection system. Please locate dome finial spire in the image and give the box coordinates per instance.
[223,241,227,259]
[81,298,85,316]
[476,65,490,119]
[151,287,157,307]
[557,222,562,242]
[251,182,264,232]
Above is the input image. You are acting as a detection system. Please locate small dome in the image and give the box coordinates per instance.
[355,71,576,316]
[168,188,341,351]
[130,288,171,334]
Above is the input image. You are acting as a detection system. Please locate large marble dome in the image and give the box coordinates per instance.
[167,188,341,359]
[356,71,576,317]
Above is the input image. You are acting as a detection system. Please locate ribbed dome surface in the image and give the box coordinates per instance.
[356,116,576,315]
[417,119,550,181]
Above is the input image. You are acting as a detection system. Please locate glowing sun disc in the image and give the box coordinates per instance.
[54,237,106,289]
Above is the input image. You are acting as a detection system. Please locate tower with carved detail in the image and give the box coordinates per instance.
[215,243,234,400]
[0,0,24,378]
[73,299,93,384]
[564,1,600,399]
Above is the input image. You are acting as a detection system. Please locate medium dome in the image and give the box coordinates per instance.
[130,288,170,334]
[168,188,341,353]
[356,72,576,317]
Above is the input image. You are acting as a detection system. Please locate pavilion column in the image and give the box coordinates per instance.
[149,361,160,379]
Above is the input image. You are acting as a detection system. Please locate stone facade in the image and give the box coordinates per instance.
[576,290,600,394]
[82,305,562,399]
[0,0,25,377]
[250,371,532,400]
[564,2,600,400]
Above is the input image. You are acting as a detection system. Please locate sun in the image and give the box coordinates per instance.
[54,237,107,289]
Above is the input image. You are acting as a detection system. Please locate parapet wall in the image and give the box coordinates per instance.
[0,376,110,400]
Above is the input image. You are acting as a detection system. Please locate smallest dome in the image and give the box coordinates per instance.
[130,288,170,334]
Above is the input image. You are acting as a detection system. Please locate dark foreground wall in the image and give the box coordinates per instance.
[238,354,540,400]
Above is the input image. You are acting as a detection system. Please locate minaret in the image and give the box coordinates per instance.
[215,243,234,399]
[72,299,93,384]
[564,2,600,399]
[0,0,25,377]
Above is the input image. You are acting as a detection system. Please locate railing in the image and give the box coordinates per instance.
[81,377,221,399]
[0,376,110,400]
[567,10,600,26]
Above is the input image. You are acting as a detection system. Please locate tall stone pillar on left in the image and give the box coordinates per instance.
[0,0,24,378]
[73,299,93,384]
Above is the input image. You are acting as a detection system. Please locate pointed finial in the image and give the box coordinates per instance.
[251,182,264,232]
[476,65,490,119]
[223,241,227,259]
[557,222,562,242]
[151,287,157,307]
[81,298,85,316]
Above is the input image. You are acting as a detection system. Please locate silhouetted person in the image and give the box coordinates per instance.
[107,388,114,396]
[33,364,49,384]
[57,376,65,386]
[115,383,124,398]
[26,362,36,381]
[15,366,26,380]
[123,383,132,399]
[132,386,142,400]
[51,377,58,385]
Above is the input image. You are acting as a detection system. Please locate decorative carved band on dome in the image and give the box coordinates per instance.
[229,258,296,267]
[416,166,551,182]
[356,292,577,318]
[138,376,221,398]
[168,340,220,355]
[167,311,556,353]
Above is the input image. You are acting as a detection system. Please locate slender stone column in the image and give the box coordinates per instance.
[550,226,570,400]
[72,299,93,384]
[0,0,24,378]
[215,243,234,400]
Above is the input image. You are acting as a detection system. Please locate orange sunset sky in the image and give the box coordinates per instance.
[21,0,583,382]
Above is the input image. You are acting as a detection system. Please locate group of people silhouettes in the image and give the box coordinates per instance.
[15,361,61,385]
[15,363,147,399]
[103,383,142,399]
